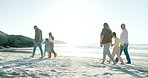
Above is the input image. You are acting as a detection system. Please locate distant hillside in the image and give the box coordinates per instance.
[55,40,66,44]
[0,31,8,35]
[43,38,66,44]
[0,30,34,48]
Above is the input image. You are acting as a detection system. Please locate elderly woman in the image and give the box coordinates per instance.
[100,23,116,65]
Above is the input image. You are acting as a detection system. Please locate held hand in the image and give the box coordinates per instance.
[34,41,36,43]
[111,44,114,47]
[100,44,103,47]
[122,44,124,47]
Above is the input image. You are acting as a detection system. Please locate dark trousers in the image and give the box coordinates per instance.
[32,42,43,56]
[115,43,131,63]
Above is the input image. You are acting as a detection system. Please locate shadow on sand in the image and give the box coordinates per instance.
[112,64,147,78]
[0,58,48,70]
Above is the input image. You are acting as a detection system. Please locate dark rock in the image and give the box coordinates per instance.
[0,35,8,47]
[0,46,5,49]
[0,34,34,48]
[0,30,34,48]
[0,31,8,35]
[7,35,34,47]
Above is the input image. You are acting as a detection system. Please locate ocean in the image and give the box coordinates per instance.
[55,44,148,59]
[12,43,148,59]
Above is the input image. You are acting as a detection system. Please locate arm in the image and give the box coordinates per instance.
[34,29,39,43]
[100,35,104,47]
[119,39,124,47]
[111,38,114,47]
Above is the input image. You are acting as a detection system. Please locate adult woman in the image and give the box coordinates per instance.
[100,23,116,65]
[49,32,57,57]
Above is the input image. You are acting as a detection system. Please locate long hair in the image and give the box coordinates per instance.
[112,32,116,37]
[103,23,112,34]
[49,32,54,40]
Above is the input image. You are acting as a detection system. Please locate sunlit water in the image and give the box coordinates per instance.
[11,44,148,59]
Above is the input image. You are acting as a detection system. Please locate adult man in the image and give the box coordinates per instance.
[30,25,43,58]
[115,24,131,64]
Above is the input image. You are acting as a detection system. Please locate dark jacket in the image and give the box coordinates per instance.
[34,28,43,42]
[101,28,112,44]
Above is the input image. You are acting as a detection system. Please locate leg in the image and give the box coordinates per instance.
[38,42,44,57]
[48,52,51,58]
[116,47,124,64]
[44,51,46,57]
[51,49,56,57]
[50,42,57,57]
[112,49,116,58]
[31,43,38,57]
[123,43,131,64]
[115,45,123,62]
[101,47,106,64]
[108,47,117,63]
[105,43,116,65]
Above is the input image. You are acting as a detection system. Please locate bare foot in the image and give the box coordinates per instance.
[54,53,57,57]
[106,60,110,63]
[126,62,131,64]
[30,56,34,58]
[121,62,124,65]
[113,62,117,65]
[40,56,44,59]
[101,62,104,64]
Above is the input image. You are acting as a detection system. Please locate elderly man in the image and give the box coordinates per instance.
[115,24,131,64]
[30,25,43,58]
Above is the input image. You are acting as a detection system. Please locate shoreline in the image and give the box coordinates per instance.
[0,47,148,60]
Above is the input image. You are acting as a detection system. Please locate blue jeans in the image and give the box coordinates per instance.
[102,43,114,62]
[32,42,43,56]
[115,43,131,63]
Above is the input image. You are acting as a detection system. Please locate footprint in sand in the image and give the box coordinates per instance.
[50,69,56,72]
[103,72,113,75]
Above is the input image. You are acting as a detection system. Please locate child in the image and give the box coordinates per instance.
[107,32,124,64]
[43,38,51,58]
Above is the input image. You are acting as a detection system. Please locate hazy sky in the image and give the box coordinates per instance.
[0,0,148,44]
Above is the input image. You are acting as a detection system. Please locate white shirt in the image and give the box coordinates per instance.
[49,36,54,43]
[120,28,128,43]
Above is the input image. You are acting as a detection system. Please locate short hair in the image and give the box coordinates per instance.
[34,25,37,28]
[45,38,48,40]
[103,23,109,28]
[112,32,116,37]
[121,23,126,27]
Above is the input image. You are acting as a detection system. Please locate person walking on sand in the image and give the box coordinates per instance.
[43,38,51,58]
[30,25,44,58]
[115,24,131,64]
[49,32,57,57]
[100,23,116,65]
[107,32,124,64]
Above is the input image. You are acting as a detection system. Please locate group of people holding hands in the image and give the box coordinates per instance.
[100,23,131,65]
[30,23,131,65]
[30,25,57,59]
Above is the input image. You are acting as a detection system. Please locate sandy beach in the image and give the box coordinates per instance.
[0,52,147,78]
